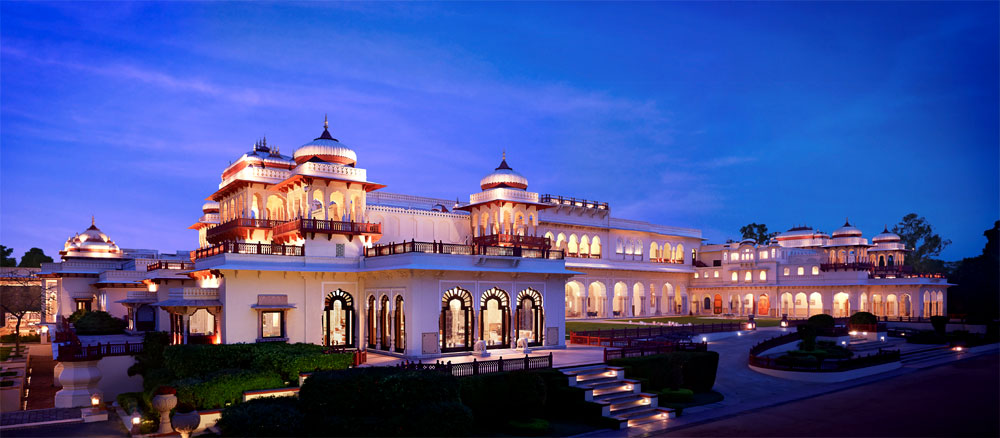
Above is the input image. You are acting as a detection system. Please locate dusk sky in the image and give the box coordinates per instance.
[1,2,997,262]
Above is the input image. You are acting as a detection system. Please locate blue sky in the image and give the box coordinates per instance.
[1,2,997,261]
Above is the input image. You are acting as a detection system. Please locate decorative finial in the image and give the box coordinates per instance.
[262,135,266,146]
[91,215,95,226]
[502,149,506,160]
[324,114,329,130]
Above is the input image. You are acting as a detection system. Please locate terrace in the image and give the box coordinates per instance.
[272,218,381,242]
[205,218,285,244]
[540,194,609,210]
[192,241,305,260]
[364,240,564,259]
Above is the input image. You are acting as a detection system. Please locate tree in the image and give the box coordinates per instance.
[892,213,951,273]
[0,270,43,357]
[739,223,775,245]
[0,245,15,267]
[17,248,53,268]
[947,221,999,321]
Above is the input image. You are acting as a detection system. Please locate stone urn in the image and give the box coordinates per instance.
[151,387,178,434]
[172,404,201,438]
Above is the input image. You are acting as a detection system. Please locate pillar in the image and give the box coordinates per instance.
[182,313,190,345]
[54,360,102,408]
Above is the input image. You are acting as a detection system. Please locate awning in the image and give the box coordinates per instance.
[152,299,223,308]
[250,304,297,309]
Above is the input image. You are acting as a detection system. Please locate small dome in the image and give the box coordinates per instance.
[61,218,122,258]
[832,219,863,237]
[873,225,901,243]
[202,201,220,213]
[739,238,756,245]
[292,117,357,167]
[480,155,528,190]
[779,226,814,238]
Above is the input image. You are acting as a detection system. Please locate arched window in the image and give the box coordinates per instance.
[650,242,659,260]
[366,296,376,348]
[516,289,544,346]
[379,295,391,350]
[324,289,355,348]
[759,270,767,281]
[713,294,723,314]
[675,244,684,262]
[811,266,819,275]
[887,255,895,267]
[703,296,711,312]
[394,296,405,353]
[731,272,738,282]
[616,238,624,254]
[744,271,752,282]
[664,243,673,261]
[568,234,579,255]
[479,288,510,349]
[441,288,474,352]
[591,236,602,257]
[580,235,590,255]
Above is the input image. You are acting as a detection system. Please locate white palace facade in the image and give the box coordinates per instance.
[39,118,951,358]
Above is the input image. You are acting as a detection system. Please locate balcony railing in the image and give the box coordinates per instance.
[649,258,685,264]
[820,262,874,272]
[146,261,195,271]
[540,194,608,210]
[472,233,550,248]
[193,241,304,260]
[206,218,286,242]
[565,252,602,259]
[365,240,564,260]
[273,218,382,238]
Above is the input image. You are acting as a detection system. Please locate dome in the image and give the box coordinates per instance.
[479,155,528,190]
[873,225,901,243]
[292,117,357,167]
[832,219,863,238]
[202,201,219,213]
[779,226,815,239]
[61,218,123,258]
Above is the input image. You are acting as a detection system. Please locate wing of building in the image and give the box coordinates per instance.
[39,119,952,358]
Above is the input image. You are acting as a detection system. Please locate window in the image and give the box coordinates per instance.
[723,252,728,262]
[783,267,790,276]
[759,270,767,281]
[731,272,738,282]
[812,266,819,275]
[760,251,768,260]
[797,267,804,276]
[744,271,751,282]
[694,273,700,279]
[713,271,719,278]
[261,311,284,339]
[771,248,776,258]
[336,244,345,257]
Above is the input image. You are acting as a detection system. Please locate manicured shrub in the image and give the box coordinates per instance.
[299,367,472,436]
[0,333,40,343]
[930,315,949,335]
[806,313,835,330]
[163,343,353,381]
[128,331,172,378]
[68,309,87,323]
[217,397,306,437]
[73,310,127,335]
[174,369,284,410]
[849,311,877,326]
[460,371,546,425]
[505,418,551,436]
[659,388,694,403]
[608,351,720,393]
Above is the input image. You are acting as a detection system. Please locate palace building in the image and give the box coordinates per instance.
[39,118,952,358]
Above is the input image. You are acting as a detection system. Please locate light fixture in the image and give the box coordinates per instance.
[737,332,742,336]
[849,330,858,336]
[841,341,847,346]
[780,321,788,328]
[702,337,707,342]
[624,385,632,390]
[880,336,885,342]
[862,331,868,336]
[642,398,650,405]
[954,346,963,352]
[90,393,101,407]
[132,415,141,426]
[41,326,49,333]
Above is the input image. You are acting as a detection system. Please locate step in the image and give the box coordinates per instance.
[625,408,675,427]
[588,379,640,393]
[609,397,658,415]
[574,367,625,382]
[597,391,647,404]
[575,376,623,387]
[560,364,617,376]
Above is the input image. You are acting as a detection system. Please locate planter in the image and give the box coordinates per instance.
[172,410,201,438]
[0,379,23,411]
[151,393,178,434]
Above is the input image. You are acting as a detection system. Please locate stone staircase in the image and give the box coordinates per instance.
[560,364,675,429]
[849,337,904,353]
[899,345,957,366]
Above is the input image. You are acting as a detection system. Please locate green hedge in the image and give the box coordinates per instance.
[298,367,472,437]
[1,333,41,343]
[174,369,284,410]
[73,310,127,335]
[849,312,877,326]
[806,314,835,329]
[931,316,949,335]
[659,388,694,403]
[218,396,305,437]
[163,343,353,382]
[459,371,547,425]
[608,351,720,393]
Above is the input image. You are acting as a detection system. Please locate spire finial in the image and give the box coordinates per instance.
[502,149,506,160]
[324,114,329,130]
[91,215,95,226]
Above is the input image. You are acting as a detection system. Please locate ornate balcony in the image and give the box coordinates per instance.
[192,241,304,260]
[820,262,874,272]
[472,233,550,249]
[206,218,285,244]
[540,194,608,210]
[146,261,194,271]
[365,240,564,260]
[272,218,382,243]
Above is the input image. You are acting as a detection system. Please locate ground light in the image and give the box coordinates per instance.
[131,414,141,435]
[91,393,101,408]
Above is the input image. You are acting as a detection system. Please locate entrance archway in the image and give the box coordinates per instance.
[757,294,769,316]
[613,282,628,317]
[366,296,376,348]
[632,283,645,317]
[713,294,723,314]
[441,288,474,352]
[379,295,391,350]
[480,288,510,349]
[394,295,405,353]
[516,288,544,346]
[323,289,355,347]
[833,292,850,317]
[565,281,584,318]
[587,282,607,318]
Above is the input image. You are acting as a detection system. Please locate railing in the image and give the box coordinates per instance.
[565,253,602,259]
[820,262,873,272]
[604,341,707,361]
[569,322,742,345]
[365,240,565,260]
[193,241,305,260]
[649,258,685,264]
[473,234,550,248]
[272,218,382,236]
[396,353,553,377]
[540,194,609,210]
[206,218,286,241]
[747,331,900,372]
[146,261,194,271]
[57,341,145,362]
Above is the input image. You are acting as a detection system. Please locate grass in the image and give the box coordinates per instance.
[0,333,41,343]
[0,371,17,377]
[0,347,12,362]
[0,381,13,387]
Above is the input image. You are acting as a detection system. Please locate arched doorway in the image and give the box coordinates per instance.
[794,293,808,317]
[394,296,405,353]
[713,294,723,314]
[480,288,510,349]
[516,288,544,346]
[323,289,355,347]
[135,305,155,332]
[565,281,584,318]
[780,293,793,316]
[379,295,390,350]
[441,288,474,352]
[366,296,376,348]
[632,283,645,317]
[886,294,898,317]
[757,294,770,316]
[809,292,823,316]
[587,282,607,318]
[613,282,628,317]
[900,294,912,317]
[702,296,711,314]
[833,292,850,317]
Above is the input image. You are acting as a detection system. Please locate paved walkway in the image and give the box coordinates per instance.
[2,417,128,437]
[25,352,58,410]
[366,344,606,368]
[658,352,999,437]
[0,407,80,427]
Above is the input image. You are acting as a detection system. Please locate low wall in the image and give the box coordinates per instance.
[749,361,901,383]
[887,321,986,334]
[95,355,143,400]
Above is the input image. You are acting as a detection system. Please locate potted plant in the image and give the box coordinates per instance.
[172,402,201,438]
[151,386,178,434]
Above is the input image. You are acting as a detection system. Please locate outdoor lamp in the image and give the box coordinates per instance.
[131,413,141,435]
[41,325,49,333]
[90,393,101,407]
[780,321,788,328]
